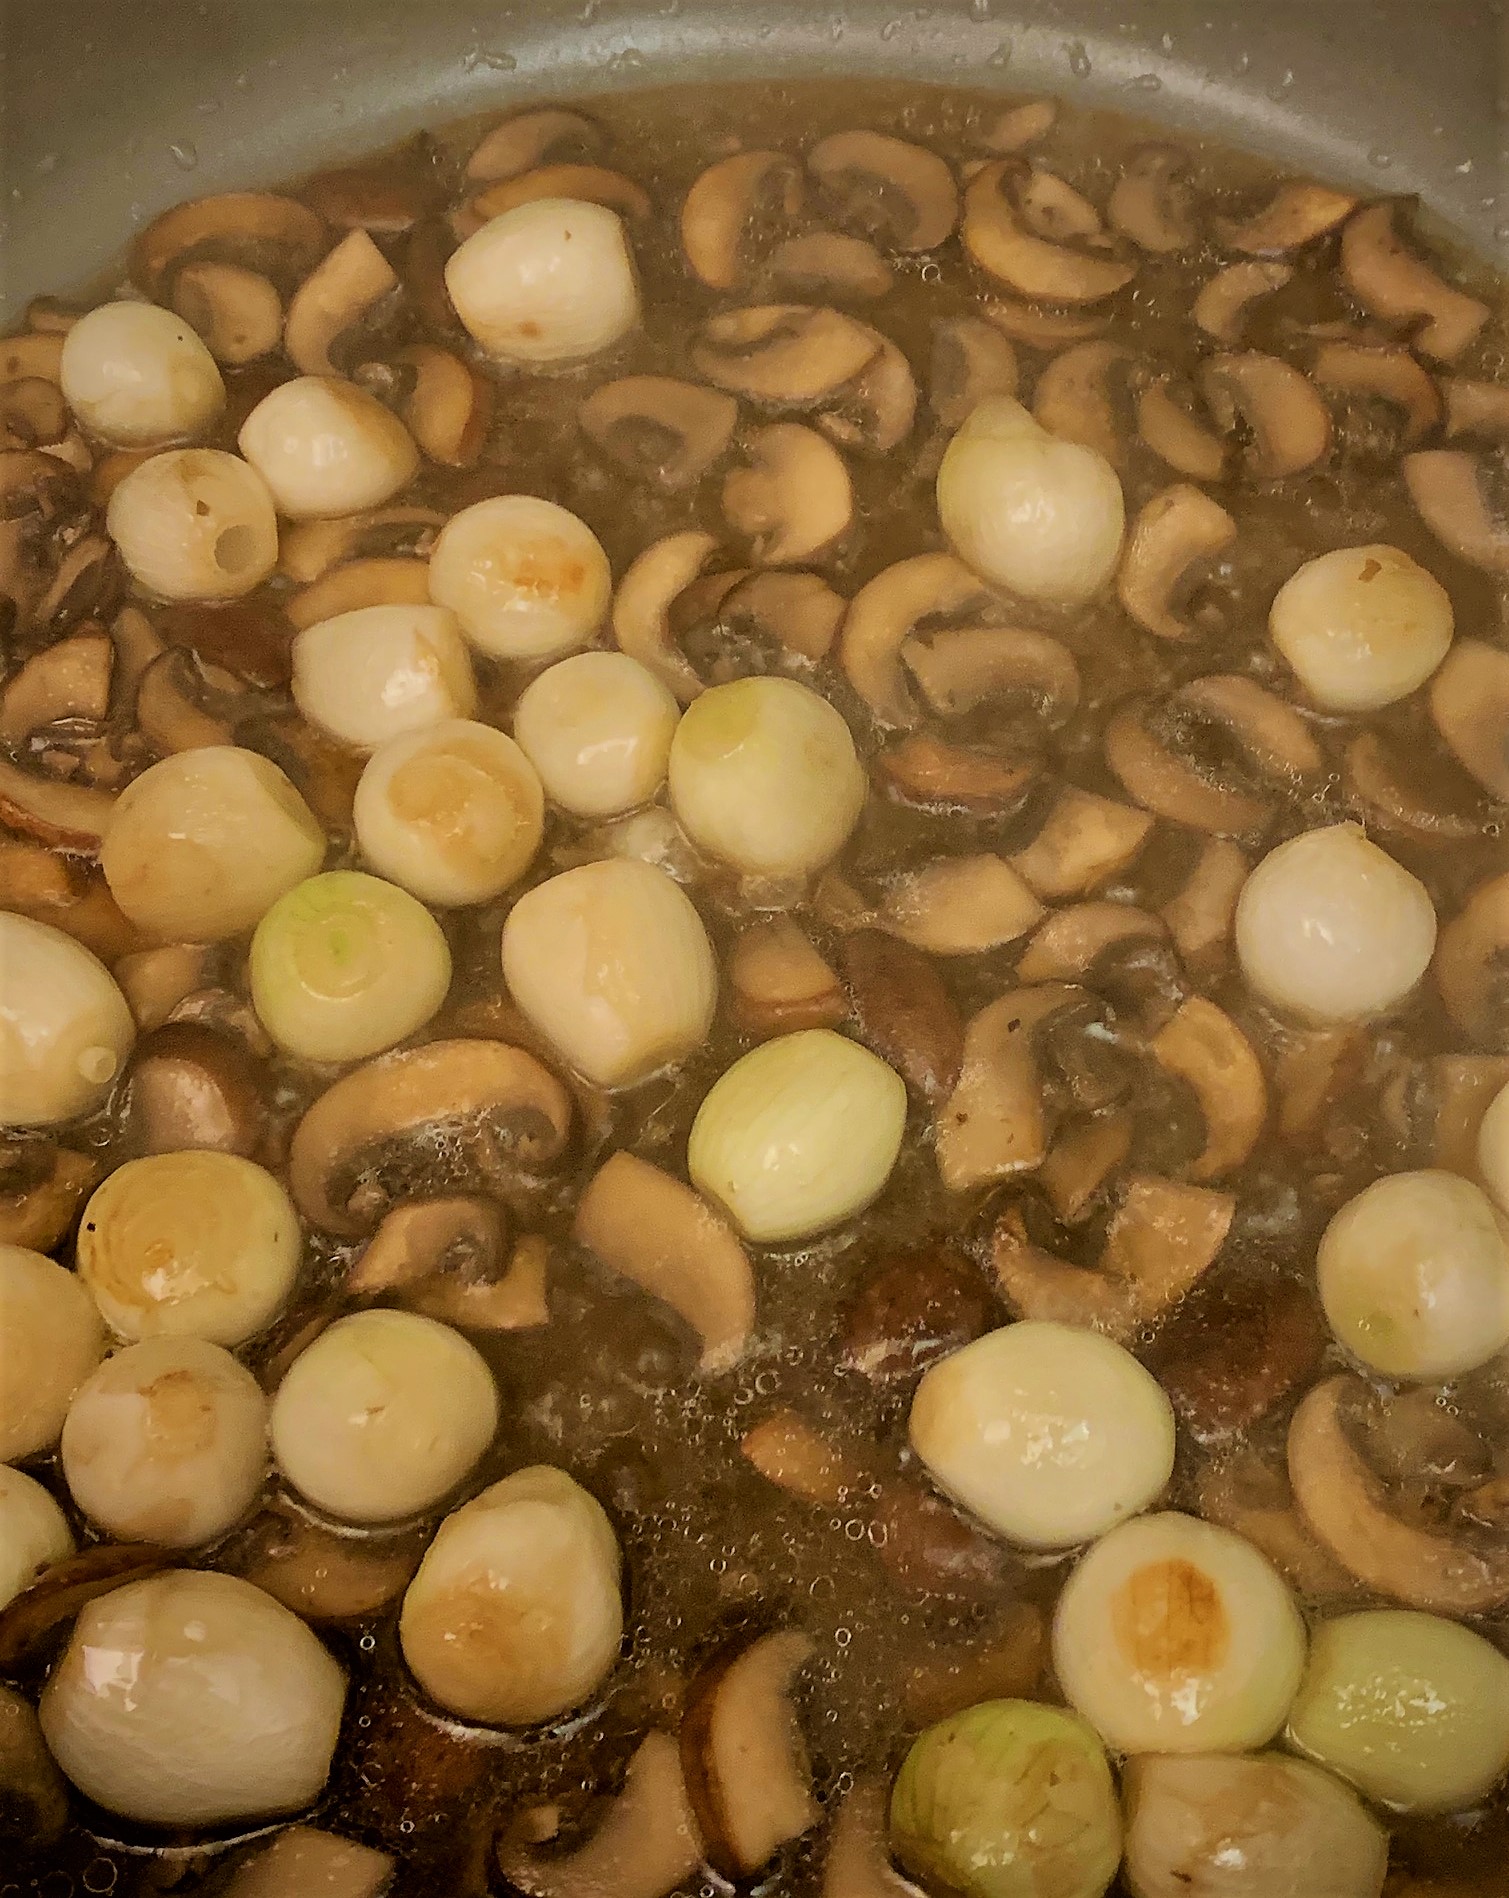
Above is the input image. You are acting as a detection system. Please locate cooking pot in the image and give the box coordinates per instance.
[2,0,1503,329]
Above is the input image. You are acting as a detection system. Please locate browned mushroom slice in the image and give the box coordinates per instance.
[580,376,737,491]
[1032,340,1132,468]
[0,1544,170,1673]
[1014,167,1108,246]
[1311,341,1442,448]
[390,343,492,467]
[816,337,917,455]
[1196,1445,1364,1600]
[223,1827,396,1898]
[466,107,603,183]
[130,191,328,298]
[807,130,958,252]
[935,983,1083,1191]
[962,162,1136,304]
[123,1021,267,1158]
[901,624,1080,727]
[1433,870,1509,1051]
[1105,703,1272,839]
[990,1205,1137,1338]
[1181,674,1325,785]
[1442,377,1509,444]
[0,1141,97,1251]
[741,1410,867,1505]
[289,1039,572,1235]
[977,100,1058,154]
[347,1194,506,1297]
[681,1630,818,1880]
[841,929,964,1103]
[1340,201,1489,364]
[411,1232,552,1333]
[681,150,805,291]
[0,377,68,453]
[820,1779,925,1898]
[1100,1173,1235,1323]
[1161,837,1248,974]
[1008,787,1153,900]
[612,529,719,703]
[839,1244,993,1382]
[299,143,444,235]
[0,630,112,741]
[1038,1112,1134,1226]
[692,304,880,407]
[113,943,213,1033]
[981,297,1109,348]
[929,316,1019,429]
[0,1681,69,1848]
[879,855,1044,957]
[171,261,283,365]
[765,232,893,301]
[729,918,846,1039]
[283,228,399,377]
[1148,996,1268,1181]
[231,1503,427,1623]
[716,569,845,664]
[1428,640,1509,802]
[1193,260,1294,346]
[0,836,137,962]
[1289,1375,1509,1613]
[1135,378,1229,482]
[278,504,446,583]
[1342,730,1491,842]
[34,534,122,640]
[468,164,652,226]
[1217,181,1358,255]
[574,1151,755,1372]
[286,555,432,631]
[1117,483,1237,641]
[876,735,1038,818]
[0,333,64,384]
[1384,1052,1509,1176]
[722,423,853,565]
[1016,902,1163,984]
[1403,449,1509,575]
[135,648,240,754]
[839,551,995,729]
[0,756,114,854]
[870,1480,1014,1602]
[499,1731,703,1898]
[1200,350,1332,479]
[1108,145,1198,254]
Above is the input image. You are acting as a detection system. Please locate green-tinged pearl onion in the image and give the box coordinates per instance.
[688,1029,906,1243]
[891,1700,1122,1898]
[250,870,451,1064]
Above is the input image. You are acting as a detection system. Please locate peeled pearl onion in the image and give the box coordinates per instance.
[106,449,278,601]
[445,198,640,367]
[936,397,1125,606]
[428,495,613,662]
[513,651,678,817]
[0,913,135,1128]
[0,1465,74,1611]
[1235,824,1436,1024]
[399,1466,623,1725]
[238,375,418,520]
[0,1245,105,1460]
[60,300,225,447]
[293,604,477,751]
[501,860,717,1086]
[1270,544,1453,713]
[1478,1078,1509,1217]
[39,1570,345,1826]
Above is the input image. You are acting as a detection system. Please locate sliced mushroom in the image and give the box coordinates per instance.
[0,1140,97,1250]
[1196,1446,1364,1600]
[1136,377,1229,482]
[499,1731,703,1898]
[1108,145,1198,254]
[299,143,444,235]
[1105,703,1272,838]
[681,150,804,292]
[990,1205,1136,1337]
[1099,1173,1235,1321]
[981,298,1109,348]
[0,836,136,962]
[113,942,214,1032]
[977,100,1058,154]
[935,982,1083,1191]
[283,227,399,377]
[1161,836,1249,973]
[929,315,1019,429]
[878,855,1044,957]
[961,162,1136,304]
[816,337,917,456]
[821,1778,926,1898]
[467,164,652,228]
[1200,350,1332,479]
[1148,996,1268,1180]
[807,130,958,252]
[1038,1111,1134,1225]
[1442,377,1509,444]
[289,1039,572,1235]
[1403,449,1509,574]
[0,1682,68,1848]
[171,260,284,365]
[1340,201,1489,363]
[1008,786,1153,899]
[286,555,432,630]
[0,1543,169,1673]
[876,734,1040,818]
[1031,340,1131,467]
[232,1507,426,1625]
[0,333,64,383]
[122,1020,266,1158]
[680,1631,818,1881]
[612,529,720,703]
[765,232,893,302]
[1193,260,1294,345]
[135,647,240,754]
[0,630,112,740]
[130,191,329,298]
[0,755,114,854]
[712,569,845,665]
[580,376,738,490]
[1218,181,1358,255]
[869,1480,1013,1602]
[574,1152,755,1373]
[387,343,492,467]
[1017,902,1163,984]
[466,108,603,183]
[902,623,1080,726]
[278,504,445,584]
[741,1410,867,1505]
[1311,341,1442,448]
[1288,1375,1509,1613]
[1421,651,1509,822]
[729,918,846,1039]
[841,929,965,1103]
[839,1244,993,1382]
[0,377,68,453]
[348,1194,505,1297]
[1433,870,1509,1051]
[722,422,853,565]
[1015,167,1109,246]
[1383,1053,1509,1175]
[1117,483,1237,641]
[692,304,880,407]
[839,552,997,729]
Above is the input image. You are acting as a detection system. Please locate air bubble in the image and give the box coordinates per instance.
[81,1868,117,1897]
[920,260,942,282]
[359,1632,377,1651]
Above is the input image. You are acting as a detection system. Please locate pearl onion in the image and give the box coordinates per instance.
[101,746,326,941]
[78,1151,301,1347]
[39,1570,345,1826]
[238,375,419,519]
[428,495,613,662]
[399,1466,623,1725]
[513,651,679,817]
[0,1465,75,1611]
[445,198,640,367]
[292,604,477,751]
[1317,1170,1509,1381]
[106,449,278,601]
[270,1309,498,1524]
[354,719,544,905]
[1270,544,1453,712]
[61,1336,268,1549]
[1478,1079,1509,1218]
[936,397,1125,606]
[0,1246,105,1460]
[910,1321,1175,1550]
[0,913,135,1128]
[502,860,718,1086]
[1235,824,1436,1024]
[60,300,226,447]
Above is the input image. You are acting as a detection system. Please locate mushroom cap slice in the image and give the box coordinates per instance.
[1105,704,1272,839]
[962,162,1136,305]
[1433,871,1509,1052]
[1312,342,1443,448]
[1100,1174,1236,1324]
[765,232,893,302]
[1443,377,1509,445]
[1429,639,1509,801]
[1217,181,1359,255]
[991,1207,1138,1340]
[283,229,397,378]
[840,930,963,1103]
[1200,351,1332,480]
[131,192,329,298]
[821,1778,926,1898]
[1117,483,1238,641]
[1193,261,1294,346]
[692,305,879,407]
[0,757,115,856]
[1288,1375,1509,1614]
[467,165,652,227]
[722,422,853,565]
[611,529,720,704]
[935,983,1082,1191]
[807,130,959,253]
[681,150,804,291]
[580,376,737,490]
[929,316,1020,429]
[1340,201,1489,363]
[838,552,996,730]
[816,338,917,456]
[288,1039,572,1235]
[901,623,1080,725]
[171,262,284,366]
[1009,787,1154,900]
[1149,996,1268,1181]
[466,108,603,183]
[1404,450,1509,576]
[1032,339,1131,469]
[1108,145,1198,255]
